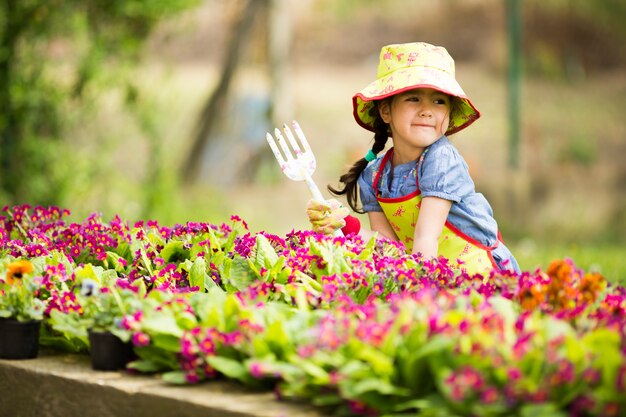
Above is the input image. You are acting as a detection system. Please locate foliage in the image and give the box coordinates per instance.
[0,0,201,205]
[46,278,146,351]
[1,204,625,416]
[0,259,46,321]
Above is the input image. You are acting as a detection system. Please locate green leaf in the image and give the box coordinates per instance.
[207,356,247,380]
[133,345,179,370]
[160,240,190,263]
[74,263,104,284]
[264,320,290,355]
[188,257,207,290]
[295,359,329,383]
[106,251,129,273]
[222,225,240,253]
[142,314,183,337]
[47,309,89,345]
[393,393,457,415]
[308,239,351,275]
[225,257,254,291]
[175,311,198,330]
[127,359,163,373]
[348,378,409,397]
[311,393,343,406]
[254,234,279,269]
[223,293,242,318]
[162,370,189,385]
[519,403,566,417]
[354,343,394,376]
[152,333,182,352]
[39,334,88,353]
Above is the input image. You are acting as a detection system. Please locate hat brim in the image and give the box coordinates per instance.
[353,67,480,135]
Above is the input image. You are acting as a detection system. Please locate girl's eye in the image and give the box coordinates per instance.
[434,98,448,105]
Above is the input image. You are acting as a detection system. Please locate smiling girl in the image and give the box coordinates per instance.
[307,42,520,275]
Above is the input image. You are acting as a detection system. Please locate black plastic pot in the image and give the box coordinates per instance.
[0,318,41,359]
[88,330,135,371]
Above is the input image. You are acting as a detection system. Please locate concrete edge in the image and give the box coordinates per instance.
[0,349,325,417]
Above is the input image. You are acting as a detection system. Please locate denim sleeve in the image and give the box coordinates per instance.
[358,164,383,212]
[419,144,474,203]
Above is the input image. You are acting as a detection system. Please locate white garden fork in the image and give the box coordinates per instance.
[265,121,343,236]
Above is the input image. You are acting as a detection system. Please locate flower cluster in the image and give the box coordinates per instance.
[1,204,625,417]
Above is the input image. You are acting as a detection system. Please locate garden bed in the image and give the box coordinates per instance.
[1,205,625,417]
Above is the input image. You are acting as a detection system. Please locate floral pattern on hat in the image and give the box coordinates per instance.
[352,42,480,135]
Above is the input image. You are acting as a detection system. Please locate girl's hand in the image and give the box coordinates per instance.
[306,198,350,235]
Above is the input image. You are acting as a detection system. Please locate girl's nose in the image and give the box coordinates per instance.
[419,107,433,118]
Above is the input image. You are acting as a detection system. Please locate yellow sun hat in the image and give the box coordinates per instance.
[352,42,480,135]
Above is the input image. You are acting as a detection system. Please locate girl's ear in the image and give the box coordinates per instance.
[378,100,391,123]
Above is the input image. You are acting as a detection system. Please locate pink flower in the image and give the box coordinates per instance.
[480,387,500,404]
[180,336,197,359]
[132,332,150,347]
[184,371,199,384]
[249,362,264,378]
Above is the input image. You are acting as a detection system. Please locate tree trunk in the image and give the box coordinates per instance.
[267,0,292,127]
[181,0,266,184]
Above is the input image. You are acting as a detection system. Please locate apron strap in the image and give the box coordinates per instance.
[372,148,394,196]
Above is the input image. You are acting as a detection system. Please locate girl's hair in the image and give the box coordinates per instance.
[328,101,390,213]
[329,94,461,213]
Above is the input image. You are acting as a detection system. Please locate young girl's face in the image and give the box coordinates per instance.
[379,88,451,156]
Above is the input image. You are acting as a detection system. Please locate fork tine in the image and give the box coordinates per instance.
[282,124,303,156]
[265,132,286,165]
[291,120,313,154]
[274,128,295,161]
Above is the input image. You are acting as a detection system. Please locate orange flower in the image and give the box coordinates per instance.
[546,259,576,286]
[578,272,606,304]
[5,260,34,285]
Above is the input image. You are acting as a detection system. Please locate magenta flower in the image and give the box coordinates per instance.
[480,386,500,404]
[249,361,264,379]
[180,334,198,359]
[132,332,150,347]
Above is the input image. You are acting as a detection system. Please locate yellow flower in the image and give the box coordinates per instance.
[5,260,34,285]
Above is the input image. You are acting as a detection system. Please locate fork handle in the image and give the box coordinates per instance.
[303,170,325,202]
[302,170,345,237]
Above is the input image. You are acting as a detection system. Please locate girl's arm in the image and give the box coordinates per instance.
[412,196,452,259]
[362,211,398,241]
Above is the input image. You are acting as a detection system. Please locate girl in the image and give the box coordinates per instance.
[307,42,520,275]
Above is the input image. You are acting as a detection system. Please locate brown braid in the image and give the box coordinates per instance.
[328,102,390,213]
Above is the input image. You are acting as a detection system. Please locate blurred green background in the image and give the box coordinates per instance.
[1,0,625,281]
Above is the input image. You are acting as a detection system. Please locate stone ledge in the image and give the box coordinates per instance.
[0,349,325,417]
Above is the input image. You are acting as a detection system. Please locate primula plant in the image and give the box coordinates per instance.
[0,258,46,321]
[1,204,625,417]
[46,274,147,352]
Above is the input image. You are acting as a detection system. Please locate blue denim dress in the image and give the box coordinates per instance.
[358,136,520,273]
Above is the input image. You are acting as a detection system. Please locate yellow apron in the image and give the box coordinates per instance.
[373,149,499,275]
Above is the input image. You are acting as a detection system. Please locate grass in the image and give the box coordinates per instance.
[511,240,626,285]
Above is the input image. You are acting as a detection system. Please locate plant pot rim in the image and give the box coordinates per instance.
[88,328,117,334]
[0,317,42,324]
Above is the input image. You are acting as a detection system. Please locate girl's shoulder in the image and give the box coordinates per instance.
[427,136,459,155]
[418,136,469,176]
[423,136,466,167]
[419,136,474,200]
